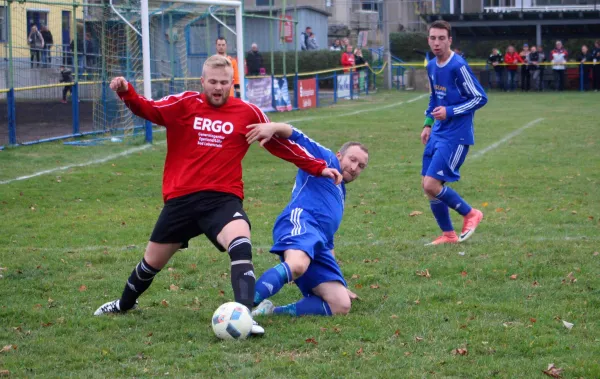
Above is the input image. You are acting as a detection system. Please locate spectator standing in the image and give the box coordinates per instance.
[300,27,311,51]
[216,37,240,97]
[246,43,263,76]
[519,44,530,91]
[306,32,318,50]
[59,65,73,103]
[40,26,54,68]
[592,40,600,92]
[28,25,44,68]
[341,45,355,73]
[330,39,342,51]
[527,46,540,91]
[551,40,568,91]
[537,45,546,91]
[354,48,368,91]
[576,45,593,91]
[487,48,504,91]
[342,38,350,51]
[504,45,523,92]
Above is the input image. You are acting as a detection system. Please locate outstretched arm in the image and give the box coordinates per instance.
[246,122,343,184]
[111,76,196,127]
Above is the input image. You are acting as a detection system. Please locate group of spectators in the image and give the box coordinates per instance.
[487,40,600,92]
[27,25,54,68]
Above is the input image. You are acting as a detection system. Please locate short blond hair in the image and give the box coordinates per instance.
[203,54,232,74]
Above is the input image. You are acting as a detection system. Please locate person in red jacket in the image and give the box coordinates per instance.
[93,55,342,336]
[504,45,524,92]
[341,45,355,73]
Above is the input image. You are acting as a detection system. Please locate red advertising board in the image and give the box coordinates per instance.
[279,15,293,43]
[298,78,317,109]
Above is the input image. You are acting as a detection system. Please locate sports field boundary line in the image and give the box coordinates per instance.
[1,94,428,185]
[470,118,545,160]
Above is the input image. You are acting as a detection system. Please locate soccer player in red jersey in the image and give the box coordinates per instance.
[93,55,342,335]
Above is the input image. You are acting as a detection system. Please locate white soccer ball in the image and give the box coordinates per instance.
[211,302,253,340]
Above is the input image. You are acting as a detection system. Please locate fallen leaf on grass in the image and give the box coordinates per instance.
[414,336,424,342]
[394,329,400,337]
[1,345,16,353]
[593,252,599,257]
[41,322,53,327]
[542,363,563,378]
[562,320,574,330]
[319,327,327,332]
[390,315,398,319]
[509,274,518,280]
[78,285,87,292]
[530,318,537,323]
[416,269,431,278]
[0,370,10,377]
[161,299,169,307]
[354,284,363,289]
[356,347,363,356]
[409,211,423,217]
[461,271,467,277]
[404,351,411,356]
[333,327,341,333]
[370,284,379,289]
[305,337,318,345]
[532,281,540,287]
[495,208,504,212]
[169,284,179,291]
[562,272,577,284]
[351,274,360,279]
[452,348,468,356]
[218,290,225,297]
[482,202,489,207]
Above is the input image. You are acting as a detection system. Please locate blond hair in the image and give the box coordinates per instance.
[203,54,232,74]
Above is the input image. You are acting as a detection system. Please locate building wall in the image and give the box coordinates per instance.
[0,2,82,59]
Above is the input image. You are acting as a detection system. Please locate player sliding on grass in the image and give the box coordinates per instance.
[248,122,367,317]
[421,20,488,245]
[93,55,342,336]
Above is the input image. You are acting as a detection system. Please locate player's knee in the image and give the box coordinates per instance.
[329,297,351,315]
[287,259,310,279]
[423,177,441,197]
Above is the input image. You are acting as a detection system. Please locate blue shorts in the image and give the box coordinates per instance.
[270,208,346,298]
[422,140,470,183]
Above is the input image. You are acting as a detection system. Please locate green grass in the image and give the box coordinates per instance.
[1,91,599,378]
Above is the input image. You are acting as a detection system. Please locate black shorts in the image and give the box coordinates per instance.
[150,191,251,252]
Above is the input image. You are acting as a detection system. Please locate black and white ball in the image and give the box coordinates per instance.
[211,302,253,340]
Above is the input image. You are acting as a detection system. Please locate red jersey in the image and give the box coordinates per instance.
[118,85,326,202]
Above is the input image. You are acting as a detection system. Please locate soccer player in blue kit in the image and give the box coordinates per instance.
[421,20,488,245]
[245,122,368,317]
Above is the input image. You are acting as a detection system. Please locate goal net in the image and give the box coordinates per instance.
[85,0,244,142]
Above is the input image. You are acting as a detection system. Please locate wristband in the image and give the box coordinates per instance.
[424,116,434,127]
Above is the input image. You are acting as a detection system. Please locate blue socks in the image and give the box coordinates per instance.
[430,199,454,232]
[435,186,472,217]
[253,262,292,306]
[274,296,332,317]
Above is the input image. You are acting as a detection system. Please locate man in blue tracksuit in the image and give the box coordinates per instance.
[421,20,488,245]
[246,123,369,317]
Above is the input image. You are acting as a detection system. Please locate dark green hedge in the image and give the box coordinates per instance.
[257,49,373,76]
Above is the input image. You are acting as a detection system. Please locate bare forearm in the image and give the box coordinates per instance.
[273,123,293,139]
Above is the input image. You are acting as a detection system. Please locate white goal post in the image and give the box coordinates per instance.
[139,0,246,100]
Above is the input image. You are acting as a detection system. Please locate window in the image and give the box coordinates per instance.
[26,9,49,35]
[0,6,6,42]
[361,0,379,11]
[256,0,271,6]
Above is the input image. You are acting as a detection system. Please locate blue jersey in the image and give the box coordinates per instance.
[425,52,488,145]
[276,128,346,247]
